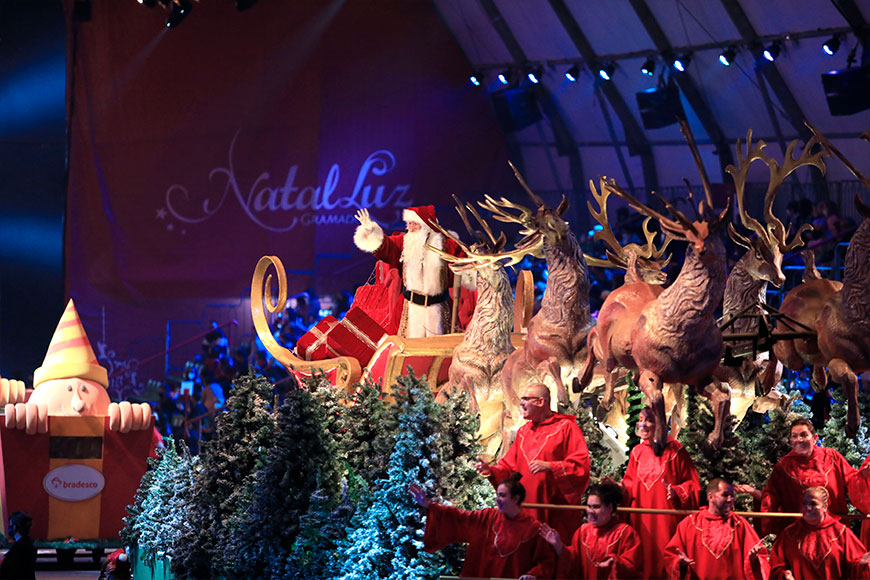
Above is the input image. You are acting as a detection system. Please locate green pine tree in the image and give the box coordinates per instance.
[677,390,750,487]
[229,384,344,580]
[335,372,450,580]
[172,372,276,580]
[624,372,645,453]
[821,387,870,469]
[123,438,197,567]
[335,378,400,491]
[572,401,615,481]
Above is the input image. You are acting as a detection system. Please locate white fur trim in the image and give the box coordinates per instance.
[459,270,477,290]
[403,208,425,225]
[406,303,444,338]
[402,231,445,296]
[354,222,384,253]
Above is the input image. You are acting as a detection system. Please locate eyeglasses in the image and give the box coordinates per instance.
[520,396,543,402]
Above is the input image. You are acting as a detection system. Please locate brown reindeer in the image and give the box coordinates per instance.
[774,126,869,437]
[716,131,820,420]
[483,165,595,412]
[428,198,536,458]
[578,177,671,413]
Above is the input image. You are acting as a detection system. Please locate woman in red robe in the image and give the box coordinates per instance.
[770,487,870,580]
[849,454,870,547]
[748,418,866,536]
[410,473,555,579]
[540,481,642,579]
[618,407,700,579]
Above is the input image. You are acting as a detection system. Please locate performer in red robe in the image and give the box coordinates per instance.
[770,486,870,580]
[620,407,700,580]
[756,418,864,536]
[849,454,870,547]
[664,478,769,580]
[410,474,556,579]
[476,382,590,541]
[541,481,642,579]
[354,206,466,337]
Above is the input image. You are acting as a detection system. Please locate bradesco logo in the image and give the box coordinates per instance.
[43,465,105,501]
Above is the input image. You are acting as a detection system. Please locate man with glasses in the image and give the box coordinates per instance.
[474,383,590,541]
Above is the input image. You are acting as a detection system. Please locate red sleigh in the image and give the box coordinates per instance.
[250,256,533,393]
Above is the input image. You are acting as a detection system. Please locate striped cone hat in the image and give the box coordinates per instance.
[33,299,108,389]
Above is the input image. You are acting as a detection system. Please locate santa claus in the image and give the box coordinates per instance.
[354,205,465,338]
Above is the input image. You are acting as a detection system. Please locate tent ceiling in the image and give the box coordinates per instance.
[432,0,870,196]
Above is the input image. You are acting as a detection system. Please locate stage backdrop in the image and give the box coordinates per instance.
[63,0,516,398]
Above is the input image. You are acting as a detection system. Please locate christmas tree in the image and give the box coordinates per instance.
[333,377,400,491]
[172,372,276,580]
[229,384,344,579]
[678,389,751,488]
[821,387,870,469]
[572,400,615,481]
[122,438,197,567]
[624,372,645,453]
[335,372,450,580]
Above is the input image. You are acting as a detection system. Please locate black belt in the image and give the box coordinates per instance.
[402,287,449,306]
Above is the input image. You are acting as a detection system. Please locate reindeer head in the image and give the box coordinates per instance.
[602,178,729,265]
[426,195,540,287]
[725,128,828,287]
[586,177,671,284]
[478,162,573,252]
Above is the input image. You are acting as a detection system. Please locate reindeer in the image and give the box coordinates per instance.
[773,126,869,437]
[428,197,535,458]
[577,177,671,414]
[482,165,595,413]
[591,122,735,455]
[713,131,820,420]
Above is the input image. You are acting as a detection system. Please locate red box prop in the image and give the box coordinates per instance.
[0,416,153,541]
[295,310,388,364]
[295,316,341,361]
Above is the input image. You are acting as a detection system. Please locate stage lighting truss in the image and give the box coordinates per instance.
[565,65,579,82]
[719,47,737,67]
[823,35,841,56]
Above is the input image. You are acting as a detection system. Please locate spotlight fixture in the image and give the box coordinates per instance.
[719,47,737,67]
[822,35,841,56]
[469,73,481,87]
[598,64,615,81]
[762,41,781,62]
[527,66,543,84]
[166,0,192,27]
[641,57,655,76]
[565,65,579,82]
[497,69,511,85]
[672,54,691,72]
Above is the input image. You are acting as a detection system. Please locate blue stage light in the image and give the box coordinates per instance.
[565,65,579,82]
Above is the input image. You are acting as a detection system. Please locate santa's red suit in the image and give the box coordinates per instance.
[354,206,464,338]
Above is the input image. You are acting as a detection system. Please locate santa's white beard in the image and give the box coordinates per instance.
[401,227,446,338]
[401,228,444,296]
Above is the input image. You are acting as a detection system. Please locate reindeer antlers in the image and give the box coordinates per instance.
[726,129,826,252]
[586,178,670,281]
[427,197,542,273]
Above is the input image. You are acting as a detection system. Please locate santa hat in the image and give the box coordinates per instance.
[33,299,108,389]
[403,205,439,231]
